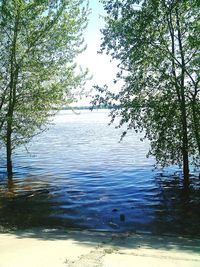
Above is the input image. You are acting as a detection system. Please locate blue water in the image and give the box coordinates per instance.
[0,110,199,235]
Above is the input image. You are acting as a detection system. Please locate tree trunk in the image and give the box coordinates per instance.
[6,119,13,179]
[6,110,13,179]
[175,8,190,188]
[180,80,190,189]
[191,100,200,156]
[5,9,20,179]
[182,123,190,189]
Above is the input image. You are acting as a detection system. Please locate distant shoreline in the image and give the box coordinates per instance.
[63,106,113,110]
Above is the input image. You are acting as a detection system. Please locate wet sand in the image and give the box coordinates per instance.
[0,229,200,267]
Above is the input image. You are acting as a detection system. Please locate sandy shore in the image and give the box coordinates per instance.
[0,229,200,267]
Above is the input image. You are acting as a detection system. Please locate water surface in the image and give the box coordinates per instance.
[0,110,199,236]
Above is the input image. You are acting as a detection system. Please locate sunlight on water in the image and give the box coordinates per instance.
[0,110,199,236]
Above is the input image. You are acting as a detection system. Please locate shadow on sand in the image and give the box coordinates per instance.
[0,228,200,255]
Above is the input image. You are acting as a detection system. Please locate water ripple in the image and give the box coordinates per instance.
[0,110,199,236]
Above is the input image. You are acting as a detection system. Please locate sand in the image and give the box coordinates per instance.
[0,229,200,267]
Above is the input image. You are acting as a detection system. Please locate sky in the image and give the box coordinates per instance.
[75,0,120,106]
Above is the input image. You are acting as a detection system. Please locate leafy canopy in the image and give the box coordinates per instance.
[0,0,89,149]
[93,0,200,169]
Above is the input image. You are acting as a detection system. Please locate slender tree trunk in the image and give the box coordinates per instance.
[6,86,14,179]
[167,7,189,186]
[191,99,200,156]
[175,8,190,188]
[181,99,190,188]
[6,119,13,179]
[5,7,20,179]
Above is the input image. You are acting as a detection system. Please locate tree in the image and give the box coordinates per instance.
[0,0,88,177]
[93,0,200,187]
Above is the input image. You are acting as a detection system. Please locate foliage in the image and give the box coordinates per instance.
[93,0,200,174]
[0,0,88,152]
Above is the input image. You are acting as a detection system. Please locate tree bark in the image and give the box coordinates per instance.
[175,8,190,188]
[167,5,190,186]
[6,119,13,179]
[5,7,20,178]
[191,98,200,156]
[181,100,190,189]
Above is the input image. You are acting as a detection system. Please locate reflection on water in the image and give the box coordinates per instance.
[0,110,199,236]
[152,174,200,235]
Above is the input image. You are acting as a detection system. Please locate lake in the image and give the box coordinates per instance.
[0,110,199,236]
